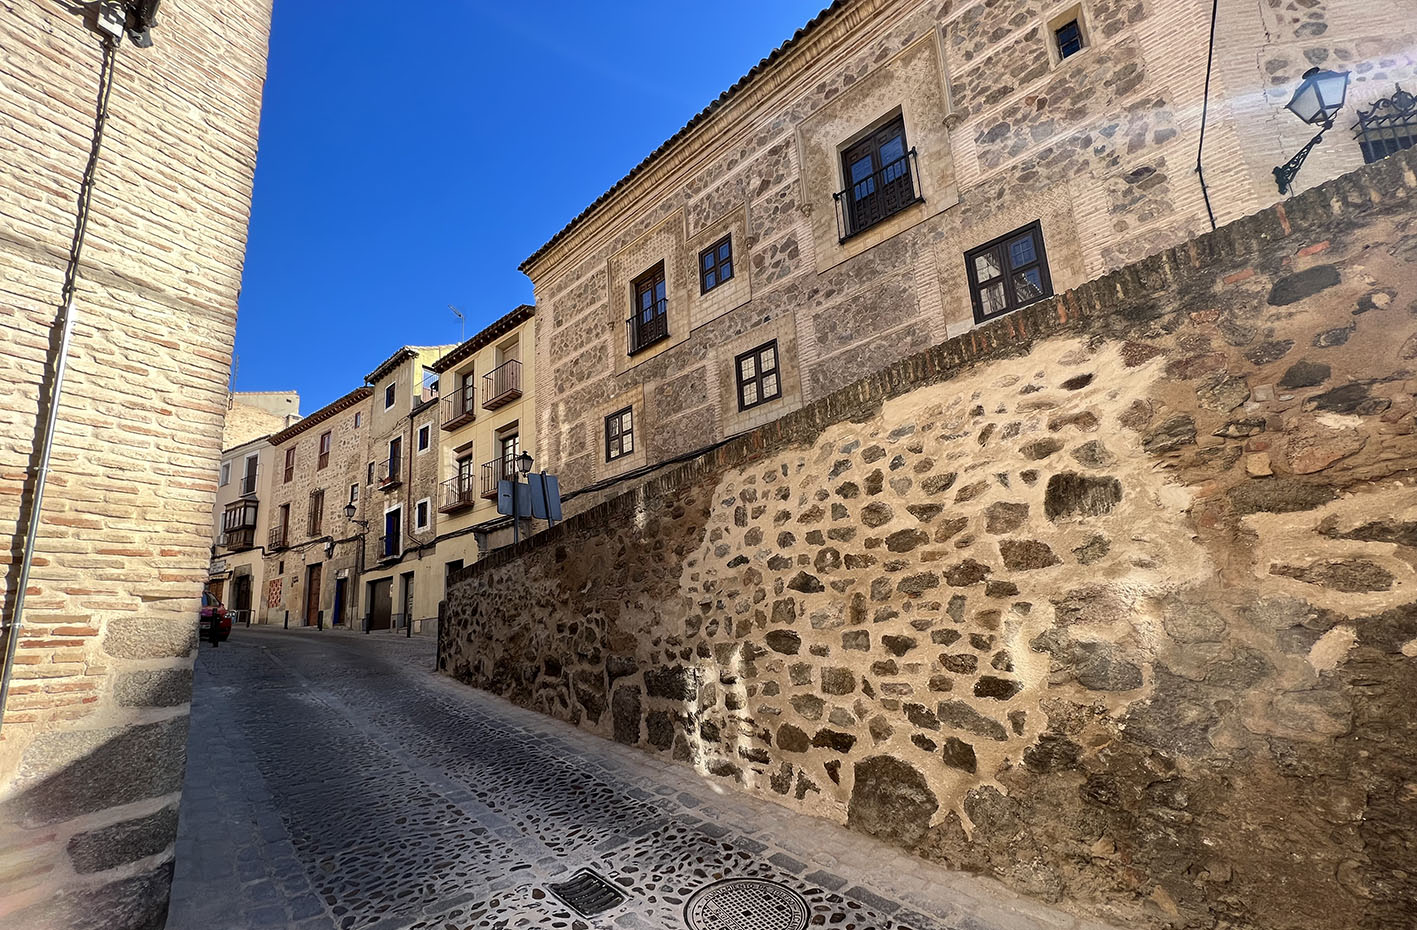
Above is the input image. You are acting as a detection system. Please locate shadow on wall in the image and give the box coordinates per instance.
[0,713,189,930]
[440,150,1417,930]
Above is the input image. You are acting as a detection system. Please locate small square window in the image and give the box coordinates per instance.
[965,221,1053,324]
[385,383,396,409]
[605,407,634,461]
[699,235,734,294]
[736,341,782,411]
[1055,19,1084,59]
[418,424,431,451]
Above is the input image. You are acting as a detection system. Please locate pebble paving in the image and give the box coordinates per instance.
[169,627,1122,930]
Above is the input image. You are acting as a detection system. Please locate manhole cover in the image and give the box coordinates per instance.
[547,869,627,916]
[685,878,809,930]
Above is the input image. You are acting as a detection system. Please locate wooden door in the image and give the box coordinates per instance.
[304,563,322,626]
[332,577,347,626]
[368,578,393,631]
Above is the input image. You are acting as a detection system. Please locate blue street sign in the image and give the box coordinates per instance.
[528,473,561,522]
[496,479,531,517]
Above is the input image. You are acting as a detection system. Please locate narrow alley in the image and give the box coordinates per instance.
[168,629,1117,930]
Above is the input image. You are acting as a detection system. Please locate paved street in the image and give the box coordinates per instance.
[169,627,1118,930]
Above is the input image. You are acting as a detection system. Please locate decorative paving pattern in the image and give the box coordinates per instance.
[172,628,1121,930]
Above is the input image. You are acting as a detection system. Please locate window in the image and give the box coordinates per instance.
[383,508,402,558]
[318,430,332,470]
[385,382,396,409]
[499,432,520,468]
[277,504,290,542]
[445,560,464,584]
[278,560,285,575]
[628,263,668,354]
[350,482,359,505]
[354,411,362,428]
[605,407,634,461]
[284,447,296,484]
[965,221,1053,324]
[699,235,733,293]
[219,461,230,486]
[460,370,476,415]
[1054,19,1084,59]
[367,461,374,484]
[1355,87,1417,164]
[415,499,430,530]
[839,116,917,239]
[417,424,431,452]
[241,455,259,495]
[457,454,474,484]
[421,367,439,400]
[308,489,324,536]
[736,341,782,411]
[387,436,402,481]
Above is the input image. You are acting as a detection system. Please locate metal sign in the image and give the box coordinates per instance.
[208,559,228,576]
[496,479,532,518]
[528,473,561,522]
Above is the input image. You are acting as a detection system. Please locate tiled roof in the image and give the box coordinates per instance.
[430,304,536,374]
[518,1,846,274]
[268,387,373,446]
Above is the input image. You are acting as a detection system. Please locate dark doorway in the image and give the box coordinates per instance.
[232,574,252,624]
[304,563,322,626]
[332,577,347,626]
[368,578,393,631]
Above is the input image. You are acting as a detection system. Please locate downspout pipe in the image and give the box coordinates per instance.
[0,36,120,734]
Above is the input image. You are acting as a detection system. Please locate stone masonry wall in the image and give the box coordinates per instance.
[0,4,272,929]
[444,151,1417,930]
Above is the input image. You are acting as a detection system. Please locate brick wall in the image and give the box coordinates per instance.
[444,150,1417,930]
[0,4,272,929]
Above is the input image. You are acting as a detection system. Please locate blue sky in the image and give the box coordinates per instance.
[233,0,827,411]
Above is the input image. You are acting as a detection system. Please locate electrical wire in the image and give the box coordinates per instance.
[0,36,119,733]
[1196,0,1219,231]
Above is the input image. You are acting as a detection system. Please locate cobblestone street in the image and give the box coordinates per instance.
[168,627,1120,930]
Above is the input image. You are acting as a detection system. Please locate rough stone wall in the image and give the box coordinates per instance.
[528,0,1417,505]
[220,391,299,449]
[0,3,272,928]
[444,152,1417,930]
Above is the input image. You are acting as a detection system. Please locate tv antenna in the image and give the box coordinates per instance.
[449,305,464,342]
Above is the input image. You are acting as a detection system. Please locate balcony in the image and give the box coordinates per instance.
[626,300,669,355]
[439,475,478,514]
[237,466,260,498]
[833,148,923,242]
[268,523,288,550]
[220,500,258,551]
[480,456,514,500]
[482,360,522,411]
[376,533,401,562]
[441,393,476,432]
[377,458,402,490]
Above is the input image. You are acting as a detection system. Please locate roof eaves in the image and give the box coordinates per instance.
[268,387,373,445]
[518,0,847,275]
[430,304,536,374]
[364,348,417,385]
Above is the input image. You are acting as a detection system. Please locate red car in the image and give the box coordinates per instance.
[199,591,232,645]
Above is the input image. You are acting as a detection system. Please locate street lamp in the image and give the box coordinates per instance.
[516,451,534,475]
[1273,67,1351,195]
[343,503,371,633]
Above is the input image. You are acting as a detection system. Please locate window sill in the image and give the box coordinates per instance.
[837,196,926,245]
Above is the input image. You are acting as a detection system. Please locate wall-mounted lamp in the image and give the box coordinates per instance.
[323,538,336,558]
[1273,67,1351,195]
[516,451,534,476]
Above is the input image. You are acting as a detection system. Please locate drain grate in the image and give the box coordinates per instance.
[547,869,627,917]
[685,878,809,930]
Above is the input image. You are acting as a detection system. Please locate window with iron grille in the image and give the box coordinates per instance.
[318,430,331,470]
[838,116,918,238]
[284,447,296,483]
[628,263,668,354]
[699,235,733,293]
[605,407,634,461]
[1054,19,1084,59]
[965,221,1053,324]
[308,489,324,536]
[736,341,782,411]
[1354,85,1417,164]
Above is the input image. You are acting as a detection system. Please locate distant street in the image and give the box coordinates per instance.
[169,627,1113,930]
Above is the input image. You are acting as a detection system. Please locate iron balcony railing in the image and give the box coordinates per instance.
[1353,85,1417,164]
[483,360,522,410]
[439,474,478,513]
[268,522,288,550]
[481,456,515,499]
[626,299,669,355]
[377,533,401,561]
[237,464,260,497]
[833,148,923,242]
[377,457,401,488]
[441,392,476,431]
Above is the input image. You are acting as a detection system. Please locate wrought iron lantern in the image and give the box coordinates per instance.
[516,451,534,476]
[1274,68,1351,194]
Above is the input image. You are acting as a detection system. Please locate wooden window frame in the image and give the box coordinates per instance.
[384,382,396,409]
[964,221,1053,325]
[838,115,919,239]
[283,447,296,484]
[308,488,324,536]
[698,235,734,294]
[628,263,669,355]
[735,341,783,411]
[605,406,634,462]
[318,430,332,470]
[415,498,430,531]
[417,424,431,452]
[1054,19,1084,59]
